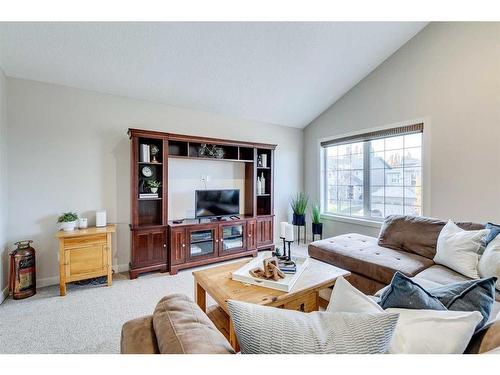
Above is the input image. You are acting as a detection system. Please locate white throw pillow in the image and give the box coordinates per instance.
[328,277,483,354]
[433,220,488,278]
[478,235,500,291]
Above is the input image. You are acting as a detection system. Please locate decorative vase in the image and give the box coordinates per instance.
[61,221,77,231]
[292,213,306,226]
[312,222,323,235]
[150,187,158,193]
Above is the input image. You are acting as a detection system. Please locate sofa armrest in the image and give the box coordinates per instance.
[152,294,235,354]
[121,315,159,354]
[465,319,500,354]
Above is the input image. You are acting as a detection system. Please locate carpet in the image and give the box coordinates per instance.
[0,244,308,353]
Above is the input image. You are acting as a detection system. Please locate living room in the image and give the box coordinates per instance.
[0,1,499,372]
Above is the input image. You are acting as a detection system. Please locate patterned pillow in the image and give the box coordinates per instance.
[227,300,399,354]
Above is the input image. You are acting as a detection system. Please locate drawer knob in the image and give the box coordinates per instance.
[182,244,185,248]
[163,244,167,248]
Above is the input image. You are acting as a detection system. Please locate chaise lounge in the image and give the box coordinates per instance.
[308,215,495,295]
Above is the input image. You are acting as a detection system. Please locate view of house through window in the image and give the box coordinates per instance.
[323,128,422,220]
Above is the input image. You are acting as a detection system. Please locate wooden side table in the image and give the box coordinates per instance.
[55,225,116,296]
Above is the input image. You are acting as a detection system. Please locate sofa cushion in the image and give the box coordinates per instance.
[152,294,235,354]
[308,233,434,285]
[413,264,471,285]
[378,215,485,259]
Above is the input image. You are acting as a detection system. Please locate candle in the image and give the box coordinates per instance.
[285,223,294,242]
[280,222,288,238]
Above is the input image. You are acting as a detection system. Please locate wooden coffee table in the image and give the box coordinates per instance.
[192,256,350,351]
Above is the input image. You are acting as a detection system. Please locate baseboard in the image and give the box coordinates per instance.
[115,263,129,273]
[0,286,8,304]
[37,275,60,288]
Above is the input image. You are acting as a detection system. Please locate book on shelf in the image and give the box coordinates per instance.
[140,144,150,162]
[139,193,158,199]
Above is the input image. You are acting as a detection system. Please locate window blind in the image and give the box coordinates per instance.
[320,123,423,148]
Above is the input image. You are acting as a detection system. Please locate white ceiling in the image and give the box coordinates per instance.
[0,22,427,128]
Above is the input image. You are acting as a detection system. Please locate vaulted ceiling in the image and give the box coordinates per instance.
[0,22,427,128]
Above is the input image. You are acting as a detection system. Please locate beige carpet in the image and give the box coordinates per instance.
[0,244,309,354]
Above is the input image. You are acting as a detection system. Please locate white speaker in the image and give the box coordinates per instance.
[96,210,107,227]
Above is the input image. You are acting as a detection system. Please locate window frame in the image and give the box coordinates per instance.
[318,120,429,226]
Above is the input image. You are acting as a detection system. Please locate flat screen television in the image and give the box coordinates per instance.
[195,189,240,218]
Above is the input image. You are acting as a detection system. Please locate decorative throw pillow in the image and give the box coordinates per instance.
[378,272,447,310]
[483,222,500,247]
[478,235,500,291]
[328,277,483,354]
[227,300,398,354]
[430,277,497,329]
[433,220,488,278]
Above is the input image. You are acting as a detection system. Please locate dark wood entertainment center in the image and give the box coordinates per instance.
[128,128,276,278]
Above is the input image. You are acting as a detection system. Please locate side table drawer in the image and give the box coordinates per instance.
[64,234,107,249]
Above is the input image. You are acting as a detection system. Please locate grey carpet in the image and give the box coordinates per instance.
[0,244,308,353]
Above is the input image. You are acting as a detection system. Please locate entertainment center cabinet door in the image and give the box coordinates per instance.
[131,228,168,271]
[169,227,186,266]
[256,216,274,247]
[186,224,219,262]
[218,221,247,256]
[246,219,257,250]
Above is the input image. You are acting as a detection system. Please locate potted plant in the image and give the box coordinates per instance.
[58,212,79,231]
[311,203,323,238]
[146,180,162,193]
[290,193,309,226]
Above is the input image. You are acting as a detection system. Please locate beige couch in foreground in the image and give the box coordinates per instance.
[121,293,500,354]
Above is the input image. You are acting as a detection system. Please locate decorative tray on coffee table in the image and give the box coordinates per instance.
[231,255,309,292]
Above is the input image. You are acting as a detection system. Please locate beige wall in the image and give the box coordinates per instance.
[168,158,246,220]
[6,78,303,286]
[0,68,7,301]
[304,22,500,238]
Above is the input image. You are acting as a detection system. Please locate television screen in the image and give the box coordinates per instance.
[195,189,240,218]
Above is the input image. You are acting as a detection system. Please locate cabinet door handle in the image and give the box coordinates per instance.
[215,239,219,243]
[182,244,185,248]
[248,234,252,237]
[220,239,224,242]
[163,244,167,248]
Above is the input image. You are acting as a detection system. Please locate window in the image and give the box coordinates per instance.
[322,124,423,221]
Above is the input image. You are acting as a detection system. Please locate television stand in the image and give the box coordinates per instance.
[168,215,274,275]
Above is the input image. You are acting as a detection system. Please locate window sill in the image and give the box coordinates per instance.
[320,214,383,228]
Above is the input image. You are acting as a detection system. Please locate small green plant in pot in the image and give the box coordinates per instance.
[146,180,162,194]
[311,203,323,239]
[290,193,309,226]
[58,212,79,232]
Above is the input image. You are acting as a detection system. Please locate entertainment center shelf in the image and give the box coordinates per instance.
[128,128,276,279]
